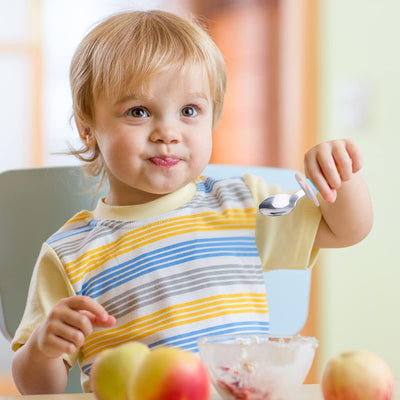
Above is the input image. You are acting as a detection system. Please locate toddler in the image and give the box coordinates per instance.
[11,10,372,394]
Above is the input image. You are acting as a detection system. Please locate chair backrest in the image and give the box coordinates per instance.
[0,165,105,392]
[0,164,311,392]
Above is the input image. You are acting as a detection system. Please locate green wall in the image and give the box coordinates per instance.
[319,0,400,379]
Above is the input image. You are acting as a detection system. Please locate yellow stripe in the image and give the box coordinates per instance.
[65,210,91,225]
[66,208,256,283]
[87,293,267,343]
[87,292,267,343]
[64,208,254,269]
[85,306,267,359]
[69,221,254,283]
[82,293,268,358]
[63,209,253,269]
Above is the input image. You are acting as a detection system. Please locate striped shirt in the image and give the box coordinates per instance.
[12,174,321,391]
[50,176,270,377]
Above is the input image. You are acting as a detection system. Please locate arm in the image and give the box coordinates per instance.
[12,296,115,394]
[304,139,373,249]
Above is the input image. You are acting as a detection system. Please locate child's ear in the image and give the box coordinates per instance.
[76,120,97,147]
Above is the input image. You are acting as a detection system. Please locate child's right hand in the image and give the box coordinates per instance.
[33,296,116,359]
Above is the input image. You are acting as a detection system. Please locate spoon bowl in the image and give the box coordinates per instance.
[259,190,305,216]
[259,172,319,217]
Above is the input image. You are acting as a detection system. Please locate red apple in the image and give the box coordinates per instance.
[128,346,210,400]
[90,341,150,400]
[321,350,395,400]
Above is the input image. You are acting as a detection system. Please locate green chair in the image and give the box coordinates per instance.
[0,164,312,393]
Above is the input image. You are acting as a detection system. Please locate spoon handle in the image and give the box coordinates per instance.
[295,173,319,207]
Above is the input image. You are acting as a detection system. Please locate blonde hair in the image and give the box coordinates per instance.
[69,10,226,179]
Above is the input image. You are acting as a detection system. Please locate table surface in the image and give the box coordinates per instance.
[0,382,398,400]
[0,386,319,400]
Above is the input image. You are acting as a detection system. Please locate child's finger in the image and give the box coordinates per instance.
[331,143,353,181]
[80,310,116,327]
[92,315,116,328]
[41,330,79,356]
[68,295,110,322]
[305,156,337,203]
[50,306,94,337]
[345,139,363,172]
[315,148,341,190]
[37,316,83,357]
[52,321,86,349]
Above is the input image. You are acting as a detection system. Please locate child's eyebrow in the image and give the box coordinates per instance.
[113,94,142,106]
[187,92,210,102]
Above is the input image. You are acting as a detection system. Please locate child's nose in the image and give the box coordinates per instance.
[150,124,181,144]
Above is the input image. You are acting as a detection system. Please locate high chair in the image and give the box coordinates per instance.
[0,164,313,393]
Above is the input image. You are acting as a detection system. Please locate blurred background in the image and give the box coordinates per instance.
[1,0,399,394]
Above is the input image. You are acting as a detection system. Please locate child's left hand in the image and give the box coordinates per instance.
[304,139,362,203]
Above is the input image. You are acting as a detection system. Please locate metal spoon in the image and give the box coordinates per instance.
[259,172,319,217]
[259,189,306,216]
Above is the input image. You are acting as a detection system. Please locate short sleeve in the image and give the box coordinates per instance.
[11,243,79,368]
[244,173,322,271]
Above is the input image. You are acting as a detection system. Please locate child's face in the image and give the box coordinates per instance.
[90,64,213,206]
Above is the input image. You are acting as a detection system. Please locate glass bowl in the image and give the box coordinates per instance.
[198,334,318,400]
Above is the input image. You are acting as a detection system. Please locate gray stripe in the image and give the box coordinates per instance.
[182,182,254,210]
[183,193,253,210]
[53,220,136,257]
[102,263,262,309]
[108,278,266,319]
[102,264,265,318]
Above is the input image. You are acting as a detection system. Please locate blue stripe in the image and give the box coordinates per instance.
[149,321,270,349]
[196,176,242,194]
[47,221,98,244]
[82,243,258,296]
[82,363,91,375]
[157,324,270,353]
[82,250,259,298]
[197,177,220,193]
[80,237,256,294]
[78,238,258,298]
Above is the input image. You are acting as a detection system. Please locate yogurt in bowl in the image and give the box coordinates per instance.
[198,334,318,400]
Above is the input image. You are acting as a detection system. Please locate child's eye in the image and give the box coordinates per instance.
[181,106,198,117]
[127,107,149,118]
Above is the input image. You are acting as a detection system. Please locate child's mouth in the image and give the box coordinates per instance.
[150,157,181,168]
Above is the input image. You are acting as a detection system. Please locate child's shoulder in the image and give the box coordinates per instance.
[64,209,95,227]
[46,209,97,246]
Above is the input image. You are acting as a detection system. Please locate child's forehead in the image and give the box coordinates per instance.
[108,63,211,102]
